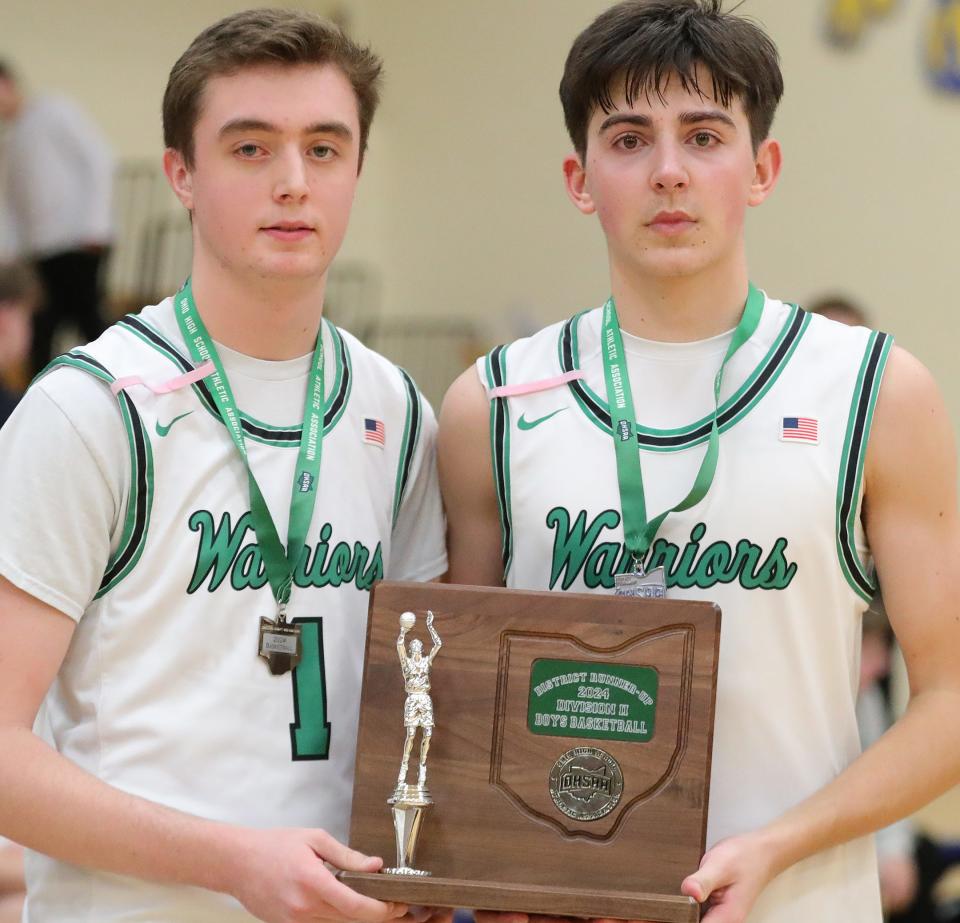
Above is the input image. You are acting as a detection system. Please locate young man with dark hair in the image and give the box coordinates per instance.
[0,10,446,923]
[439,2,960,922]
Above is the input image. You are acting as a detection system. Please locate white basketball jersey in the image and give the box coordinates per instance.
[25,298,443,922]
[475,293,891,923]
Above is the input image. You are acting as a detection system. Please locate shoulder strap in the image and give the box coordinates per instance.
[483,345,513,579]
[392,367,424,527]
[835,330,894,601]
[38,351,155,597]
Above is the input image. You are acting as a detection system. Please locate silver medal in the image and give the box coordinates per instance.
[615,560,667,598]
[258,605,302,675]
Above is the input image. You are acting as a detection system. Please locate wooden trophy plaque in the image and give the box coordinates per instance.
[340,582,721,922]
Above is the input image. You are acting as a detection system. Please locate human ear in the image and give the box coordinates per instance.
[563,153,596,216]
[748,138,782,207]
[163,148,194,211]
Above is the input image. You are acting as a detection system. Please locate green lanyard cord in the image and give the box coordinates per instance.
[174,279,325,607]
[600,284,764,569]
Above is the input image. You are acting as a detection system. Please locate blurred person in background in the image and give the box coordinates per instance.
[858,606,920,917]
[0,839,24,923]
[0,260,39,428]
[0,60,114,376]
[808,293,869,328]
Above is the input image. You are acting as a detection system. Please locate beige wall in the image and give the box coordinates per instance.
[1,0,341,160]
[3,0,958,425]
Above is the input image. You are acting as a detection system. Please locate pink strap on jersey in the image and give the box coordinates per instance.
[488,370,585,399]
[110,360,216,397]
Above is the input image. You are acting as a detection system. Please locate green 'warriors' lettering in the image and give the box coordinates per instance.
[545,507,797,592]
[187,510,383,594]
[291,618,331,760]
[671,522,708,589]
[187,510,250,592]
[546,508,625,590]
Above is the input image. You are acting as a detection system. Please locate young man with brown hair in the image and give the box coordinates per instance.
[0,10,445,922]
[439,2,960,922]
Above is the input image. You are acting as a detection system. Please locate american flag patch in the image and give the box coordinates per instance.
[363,417,386,447]
[780,416,819,445]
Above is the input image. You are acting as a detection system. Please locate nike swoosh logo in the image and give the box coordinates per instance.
[517,409,566,431]
[155,411,194,437]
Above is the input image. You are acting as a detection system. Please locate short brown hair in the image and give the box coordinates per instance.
[163,8,382,169]
[560,0,784,159]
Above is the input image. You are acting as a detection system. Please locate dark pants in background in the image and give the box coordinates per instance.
[31,248,109,376]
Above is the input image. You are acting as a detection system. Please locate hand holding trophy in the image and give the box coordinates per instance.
[343,583,720,922]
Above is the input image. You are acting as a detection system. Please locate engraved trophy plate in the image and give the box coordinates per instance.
[341,582,721,923]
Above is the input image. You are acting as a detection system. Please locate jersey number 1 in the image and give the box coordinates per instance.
[290,617,332,760]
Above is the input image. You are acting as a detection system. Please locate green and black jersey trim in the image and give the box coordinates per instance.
[392,369,423,527]
[38,351,154,597]
[836,331,893,602]
[116,315,351,445]
[485,345,513,578]
[557,303,810,451]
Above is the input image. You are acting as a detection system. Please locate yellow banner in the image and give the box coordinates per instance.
[826,0,898,46]
[928,1,960,91]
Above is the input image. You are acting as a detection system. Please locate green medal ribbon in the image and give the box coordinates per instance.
[600,284,764,570]
[174,279,324,609]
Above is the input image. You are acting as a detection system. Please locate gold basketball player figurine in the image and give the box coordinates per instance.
[384,610,441,876]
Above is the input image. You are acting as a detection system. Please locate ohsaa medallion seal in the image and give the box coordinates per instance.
[548,746,624,821]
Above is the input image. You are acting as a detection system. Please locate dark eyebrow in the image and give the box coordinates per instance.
[598,114,652,133]
[303,121,353,141]
[219,118,276,138]
[218,118,354,141]
[678,109,737,130]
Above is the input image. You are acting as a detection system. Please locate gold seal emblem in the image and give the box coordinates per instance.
[548,746,624,821]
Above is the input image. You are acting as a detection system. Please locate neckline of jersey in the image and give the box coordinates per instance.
[562,292,806,443]
[128,299,349,440]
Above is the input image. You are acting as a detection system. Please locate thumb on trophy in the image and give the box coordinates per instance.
[304,829,381,873]
[679,831,776,923]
